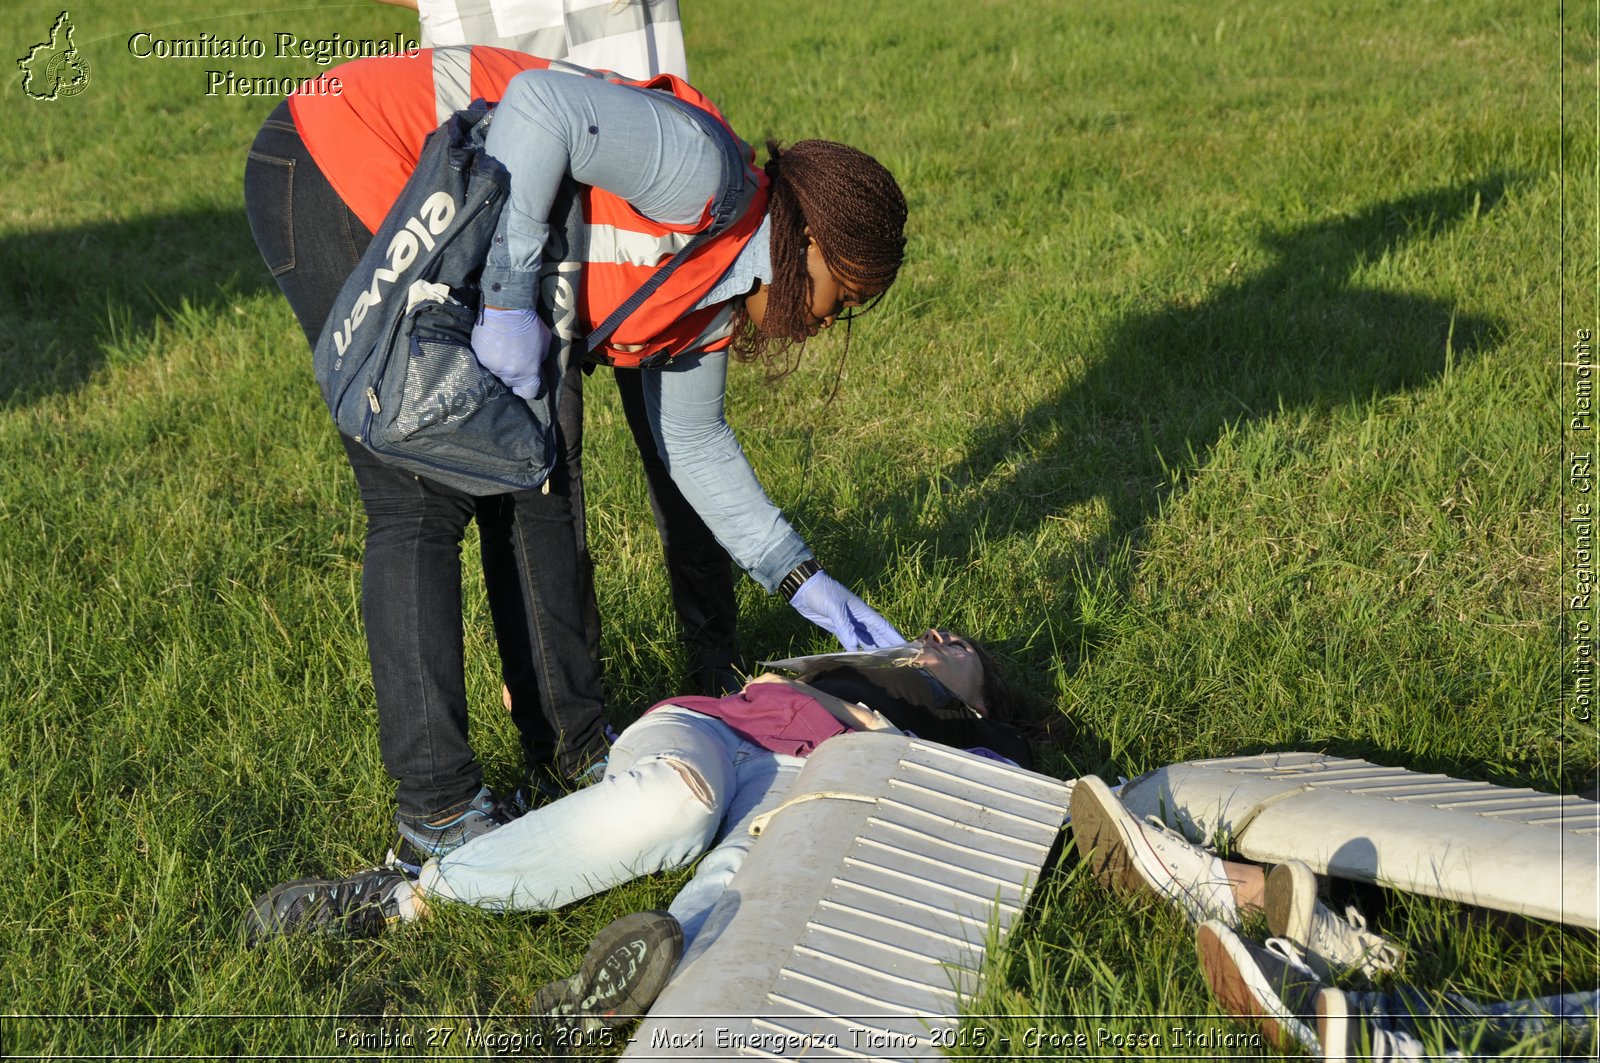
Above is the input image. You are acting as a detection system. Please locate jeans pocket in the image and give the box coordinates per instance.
[243,150,296,275]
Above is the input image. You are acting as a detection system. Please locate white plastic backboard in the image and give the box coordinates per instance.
[624,732,1072,1060]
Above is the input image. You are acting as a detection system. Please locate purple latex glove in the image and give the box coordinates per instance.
[471,305,550,399]
[789,570,905,651]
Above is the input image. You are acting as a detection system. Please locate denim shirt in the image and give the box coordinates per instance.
[481,69,809,592]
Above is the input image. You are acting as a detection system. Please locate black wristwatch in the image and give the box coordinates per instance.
[779,559,822,601]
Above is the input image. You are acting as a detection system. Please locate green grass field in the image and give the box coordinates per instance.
[2,0,1593,1057]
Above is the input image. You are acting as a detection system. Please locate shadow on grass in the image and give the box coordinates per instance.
[811,177,1513,774]
[917,176,1506,652]
[0,206,271,407]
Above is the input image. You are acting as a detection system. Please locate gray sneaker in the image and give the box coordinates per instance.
[387,785,519,873]
[533,911,683,1037]
[1197,921,1326,1055]
[244,866,413,947]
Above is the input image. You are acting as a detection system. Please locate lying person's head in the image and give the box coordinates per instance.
[793,629,1045,768]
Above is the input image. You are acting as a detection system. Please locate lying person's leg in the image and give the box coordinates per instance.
[244,707,738,943]
[666,743,806,954]
[1199,919,1597,1062]
[418,707,736,910]
[528,730,804,1042]
[1073,775,1400,978]
[1071,774,1254,925]
[1320,983,1599,1061]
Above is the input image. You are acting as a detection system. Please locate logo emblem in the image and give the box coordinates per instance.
[19,11,91,101]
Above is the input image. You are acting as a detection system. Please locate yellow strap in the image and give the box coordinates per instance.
[748,791,879,837]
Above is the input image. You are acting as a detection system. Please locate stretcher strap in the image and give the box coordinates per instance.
[748,791,878,837]
[1228,783,1315,840]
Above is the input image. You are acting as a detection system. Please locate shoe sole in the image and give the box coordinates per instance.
[1265,861,1317,952]
[535,911,683,1030]
[1195,921,1315,1055]
[1315,986,1352,1063]
[1070,776,1153,902]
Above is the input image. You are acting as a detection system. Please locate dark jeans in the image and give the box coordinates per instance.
[478,367,607,777]
[243,101,605,819]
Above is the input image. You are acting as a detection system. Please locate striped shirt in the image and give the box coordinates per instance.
[416,0,687,80]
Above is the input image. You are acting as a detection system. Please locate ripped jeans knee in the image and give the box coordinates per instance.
[617,754,725,849]
[422,738,733,911]
[658,754,715,807]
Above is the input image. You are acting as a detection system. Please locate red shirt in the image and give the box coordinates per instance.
[289,48,550,234]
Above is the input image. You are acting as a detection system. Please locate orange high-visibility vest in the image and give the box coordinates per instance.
[289,46,767,364]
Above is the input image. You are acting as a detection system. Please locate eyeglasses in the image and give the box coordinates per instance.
[836,289,886,322]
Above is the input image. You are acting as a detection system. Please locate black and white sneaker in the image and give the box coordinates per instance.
[533,911,683,1035]
[243,866,414,947]
[1196,919,1325,1055]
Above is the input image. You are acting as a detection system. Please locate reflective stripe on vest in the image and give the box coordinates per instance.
[577,172,765,364]
[585,224,700,269]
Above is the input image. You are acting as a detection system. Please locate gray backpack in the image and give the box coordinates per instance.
[312,91,748,495]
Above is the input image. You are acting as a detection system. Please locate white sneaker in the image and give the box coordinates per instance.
[1196,920,1324,1055]
[1071,774,1237,924]
[1267,860,1403,980]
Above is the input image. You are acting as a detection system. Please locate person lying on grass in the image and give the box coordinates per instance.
[1070,776,1598,1061]
[244,630,1043,1032]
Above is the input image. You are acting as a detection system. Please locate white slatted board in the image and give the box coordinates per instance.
[625,733,1071,1060]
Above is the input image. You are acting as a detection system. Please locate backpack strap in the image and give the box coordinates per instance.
[577,87,752,365]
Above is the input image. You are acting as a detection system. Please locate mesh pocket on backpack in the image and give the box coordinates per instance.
[391,292,505,439]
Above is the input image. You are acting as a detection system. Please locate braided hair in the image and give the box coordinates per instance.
[731,139,907,372]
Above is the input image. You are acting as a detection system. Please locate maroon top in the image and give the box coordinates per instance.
[647,683,849,757]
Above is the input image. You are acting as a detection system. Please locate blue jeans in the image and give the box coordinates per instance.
[1349,985,1597,1059]
[243,101,607,818]
[419,706,804,950]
